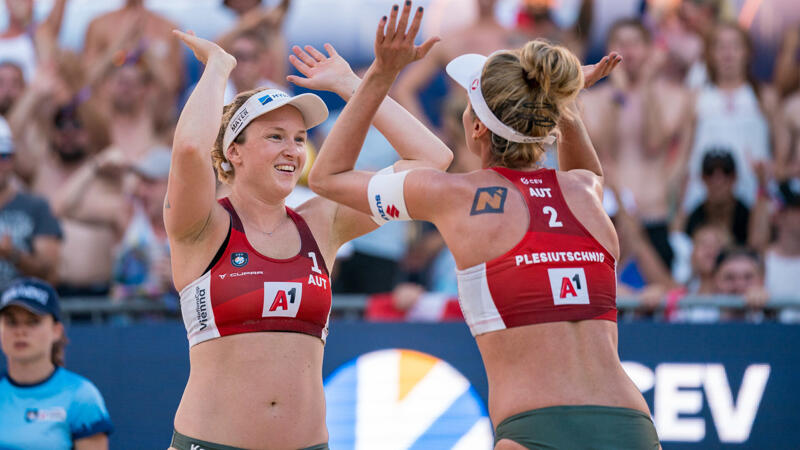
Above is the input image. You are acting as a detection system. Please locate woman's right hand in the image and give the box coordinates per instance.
[372,1,439,77]
[287,44,360,99]
[173,30,236,71]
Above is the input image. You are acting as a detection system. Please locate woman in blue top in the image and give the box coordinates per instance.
[0,278,113,450]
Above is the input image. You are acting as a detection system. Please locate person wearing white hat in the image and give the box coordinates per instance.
[164,15,451,449]
[309,2,659,448]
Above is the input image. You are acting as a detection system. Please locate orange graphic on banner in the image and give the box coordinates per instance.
[398,350,438,402]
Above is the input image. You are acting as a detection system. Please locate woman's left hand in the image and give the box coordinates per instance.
[287,44,360,98]
[582,52,623,89]
[372,1,439,77]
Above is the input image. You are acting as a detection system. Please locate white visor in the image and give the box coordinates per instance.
[445,53,555,145]
[222,88,329,153]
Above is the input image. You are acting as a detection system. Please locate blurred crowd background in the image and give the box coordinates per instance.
[0,0,799,324]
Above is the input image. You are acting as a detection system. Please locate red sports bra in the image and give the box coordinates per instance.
[179,198,332,347]
[456,168,617,336]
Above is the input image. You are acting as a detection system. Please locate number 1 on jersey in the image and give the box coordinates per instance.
[309,252,322,274]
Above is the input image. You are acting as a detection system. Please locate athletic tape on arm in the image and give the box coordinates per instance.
[367,166,411,225]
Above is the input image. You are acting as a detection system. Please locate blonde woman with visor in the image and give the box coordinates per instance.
[165,18,448,450]
[308,2,660,448]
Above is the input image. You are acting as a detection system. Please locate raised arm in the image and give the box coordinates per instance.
[308,2,439,213]
[288,42,450,171]
[165,31,236,242]
[557,53,622,179]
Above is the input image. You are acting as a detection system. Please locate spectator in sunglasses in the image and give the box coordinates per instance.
[686,149,751,245]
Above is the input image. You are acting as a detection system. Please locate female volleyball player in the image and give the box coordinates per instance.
[307,2,659,448]
[165,18,446,450]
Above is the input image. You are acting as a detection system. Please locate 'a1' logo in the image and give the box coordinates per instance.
[263,282,303,317]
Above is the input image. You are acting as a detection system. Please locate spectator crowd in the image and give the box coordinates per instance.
[0,0,798,323]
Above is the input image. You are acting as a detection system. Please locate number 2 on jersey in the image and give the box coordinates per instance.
[542,206,563,228]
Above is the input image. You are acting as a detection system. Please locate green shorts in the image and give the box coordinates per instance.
[494,405,660,449]
[171,429,329,450]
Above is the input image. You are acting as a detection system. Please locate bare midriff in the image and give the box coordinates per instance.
[476,320,650,427]
[174,332,327,449]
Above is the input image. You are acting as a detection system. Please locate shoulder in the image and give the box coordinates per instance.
[406,168,475,200]
[13,191,48,207]
[291,196,336,244]
[293,195,336,228]
[55,369,103,399]
[557,169,603,198]
[146,10,180,30]
[7,192,55,216]
[86,10,117,29]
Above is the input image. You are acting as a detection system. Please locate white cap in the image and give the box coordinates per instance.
[221,89,328,171]
[445,53,556,145]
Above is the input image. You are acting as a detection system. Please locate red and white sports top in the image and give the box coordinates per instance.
[179,198,332,347]
[456,167,617,337]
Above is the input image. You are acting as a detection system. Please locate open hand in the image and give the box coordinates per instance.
[582,52,623,89]
[173,30,236,71]
[373,1,439,76]
[287,44,360,98]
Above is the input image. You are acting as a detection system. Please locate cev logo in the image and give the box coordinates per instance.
[470,78,479,91]
[325,349,493,449]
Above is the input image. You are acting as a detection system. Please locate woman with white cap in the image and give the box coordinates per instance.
[309,2,659,448]
[165,13,448,450]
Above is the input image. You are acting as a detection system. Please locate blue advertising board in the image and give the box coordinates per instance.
[0,322,797,449]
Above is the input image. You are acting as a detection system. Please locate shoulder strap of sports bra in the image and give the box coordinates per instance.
[286,206,329,275]
[218,197,245,232]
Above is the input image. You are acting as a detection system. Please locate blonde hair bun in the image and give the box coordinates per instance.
[479,40,583,168]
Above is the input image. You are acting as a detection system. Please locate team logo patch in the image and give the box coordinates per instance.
[258,91,289,105]
[547,267,590,305]
[231,252,249,267]
[24,407,67,422]
[262,282,303,317]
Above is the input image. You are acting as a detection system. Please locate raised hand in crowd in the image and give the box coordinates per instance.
[581,52,622,89]
[173,30,236,71]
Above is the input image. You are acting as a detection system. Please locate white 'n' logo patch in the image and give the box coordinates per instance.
[547,268,590,305]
